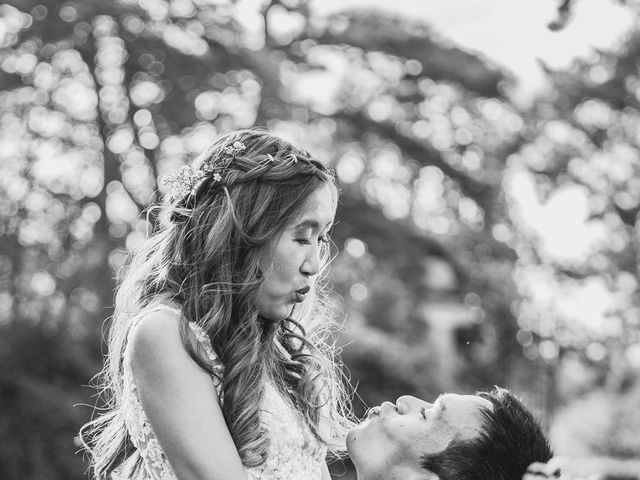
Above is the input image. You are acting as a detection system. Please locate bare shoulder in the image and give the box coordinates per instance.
[128,307,190,374]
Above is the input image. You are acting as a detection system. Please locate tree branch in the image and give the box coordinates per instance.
[335,193,468,286]
[335,110,496,210]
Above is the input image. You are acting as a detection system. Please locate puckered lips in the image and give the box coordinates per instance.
[294,286,311,303]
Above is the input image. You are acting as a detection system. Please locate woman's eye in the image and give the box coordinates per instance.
[296,236,330,245]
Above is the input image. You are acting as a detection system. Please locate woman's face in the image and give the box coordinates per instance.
[256,183,337,321]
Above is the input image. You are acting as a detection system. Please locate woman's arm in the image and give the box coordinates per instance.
[129,309,248,480]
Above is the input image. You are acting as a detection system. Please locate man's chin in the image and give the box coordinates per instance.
[346,426,376,478]
[345,429,356,456]
[346,419,370,449]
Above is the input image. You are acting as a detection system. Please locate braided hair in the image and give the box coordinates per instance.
[170,130,335,223]
[80,129,355,478]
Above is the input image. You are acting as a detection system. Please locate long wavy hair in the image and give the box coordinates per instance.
[80,129,356,478]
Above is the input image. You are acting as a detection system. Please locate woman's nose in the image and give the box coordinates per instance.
[300,245,320,276]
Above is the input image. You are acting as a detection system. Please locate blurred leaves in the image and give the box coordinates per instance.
[551,383,640,458]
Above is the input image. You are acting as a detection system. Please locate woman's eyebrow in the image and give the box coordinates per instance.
[294,220,333,232]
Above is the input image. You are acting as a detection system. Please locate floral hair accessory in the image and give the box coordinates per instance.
[162,166,206,202]
[223,141,246,157]
[162,141,246,201]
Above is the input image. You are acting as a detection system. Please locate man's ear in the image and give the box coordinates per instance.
[424,471,438,480]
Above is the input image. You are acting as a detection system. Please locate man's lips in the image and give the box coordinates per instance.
[366,406,381,419]
[366,402,397,419]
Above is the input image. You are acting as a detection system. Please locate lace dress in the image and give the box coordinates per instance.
[120,305,327,480]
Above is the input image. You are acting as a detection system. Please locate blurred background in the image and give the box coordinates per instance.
[1,0,640,478]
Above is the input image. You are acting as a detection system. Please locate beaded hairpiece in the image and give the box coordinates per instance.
[162,141,246,202]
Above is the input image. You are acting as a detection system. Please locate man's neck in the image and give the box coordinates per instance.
[357,464,438,480]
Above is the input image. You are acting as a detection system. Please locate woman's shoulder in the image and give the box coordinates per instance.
[127,305,186,370]
[128,304,224,381]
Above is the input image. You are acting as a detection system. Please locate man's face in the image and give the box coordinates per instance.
[347,394,492,480]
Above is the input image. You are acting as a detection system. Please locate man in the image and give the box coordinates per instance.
[347,386,553,480]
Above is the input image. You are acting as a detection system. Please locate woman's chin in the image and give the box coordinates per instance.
[259,304,294,322]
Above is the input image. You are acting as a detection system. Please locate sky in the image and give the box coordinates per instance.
[311,0,636,103]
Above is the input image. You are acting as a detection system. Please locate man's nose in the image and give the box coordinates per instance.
[396,395,432,414]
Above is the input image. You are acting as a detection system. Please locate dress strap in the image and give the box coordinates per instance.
[187,322,225,382]
[186,323,225,400]
[127,302,181,331]
[147,302,181,315]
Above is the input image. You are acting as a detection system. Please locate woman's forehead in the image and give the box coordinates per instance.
[293,184,337,227]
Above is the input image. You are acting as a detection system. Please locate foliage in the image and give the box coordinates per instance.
[551,384,640,458]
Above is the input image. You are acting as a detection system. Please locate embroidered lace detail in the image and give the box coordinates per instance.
[121,306,326,480]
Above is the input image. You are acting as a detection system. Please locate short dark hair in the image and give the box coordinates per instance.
[421,387,553,480]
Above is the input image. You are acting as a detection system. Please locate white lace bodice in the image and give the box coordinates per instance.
[121,305,327,480]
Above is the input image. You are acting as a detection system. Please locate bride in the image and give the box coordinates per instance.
[80,129,355,480]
